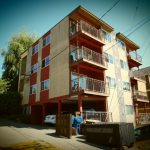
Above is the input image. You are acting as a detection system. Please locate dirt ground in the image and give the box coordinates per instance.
[0,140,63,150]
[128,140,150,150]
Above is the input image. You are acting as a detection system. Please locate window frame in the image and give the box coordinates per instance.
[30,84,37,94]
[102,30,112,42]
[42,56,50,68]
[43,35,50,47]
[41,79,49,91]
[105,53,113,64]
[31,63,38,74]
[125,105,133,115]
[117,39,126,50]
[106,76,116,88]
[32,44,39,55]
[120,59,128,70]
[122,81,131,91]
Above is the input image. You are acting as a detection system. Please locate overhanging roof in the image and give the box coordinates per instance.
[116,32,140,50]
[69,5,114,32]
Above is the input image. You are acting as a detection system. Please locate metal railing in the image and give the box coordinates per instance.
[70,20,103,41]
[79,20,100,39]
[128,51,142,63]
[133,91,148,101]
[136,113,150,125]
[70,46,107,67]
[82,111,113,123]
[71,73,109,94]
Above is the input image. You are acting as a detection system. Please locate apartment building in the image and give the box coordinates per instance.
[18,6,143,125]
[130,67,150,124]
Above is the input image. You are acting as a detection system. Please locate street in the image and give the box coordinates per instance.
[0,119,109,150]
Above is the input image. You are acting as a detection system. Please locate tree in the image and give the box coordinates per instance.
[1,31,38,91]
[0,79,10,94]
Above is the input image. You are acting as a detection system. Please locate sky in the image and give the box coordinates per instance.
[0,0,150,77]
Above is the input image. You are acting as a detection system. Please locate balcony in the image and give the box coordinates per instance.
[82,111,113,123]
[133,91,149,102]
[71,73,109,96]
[70,20,105,46]
[136,113,150,125]
[127,51,142,68]
[70,46,107,69]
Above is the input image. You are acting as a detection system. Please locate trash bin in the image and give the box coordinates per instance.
[86,122,135,148]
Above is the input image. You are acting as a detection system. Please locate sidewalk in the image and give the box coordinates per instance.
[0,119,110,150]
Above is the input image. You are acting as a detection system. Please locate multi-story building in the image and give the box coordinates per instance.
[18,6,143,125]
[130,67,150,124]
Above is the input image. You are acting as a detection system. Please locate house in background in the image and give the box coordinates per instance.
[131,67,150,124]
[18,6,144,125]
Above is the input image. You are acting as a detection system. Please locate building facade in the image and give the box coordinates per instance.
[130,67,150,124]
[18,6,143,125]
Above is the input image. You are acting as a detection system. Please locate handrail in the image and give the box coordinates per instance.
[71,72,109,94]
[128,51,142,62]
[70,45,107,67]
[133,91,148,101]
[82,111,113,122]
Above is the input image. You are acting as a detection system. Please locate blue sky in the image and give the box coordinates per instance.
[0,0,150,77]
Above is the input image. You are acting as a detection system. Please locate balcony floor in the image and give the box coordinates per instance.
[70,30,105,47]
[70,58,107,70]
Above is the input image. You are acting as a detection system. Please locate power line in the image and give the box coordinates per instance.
[24,13,150,76]
[127,17,150,37]
[100,0,121,19]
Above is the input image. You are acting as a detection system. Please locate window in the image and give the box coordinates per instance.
[106,76,116,88]
[43,35,50,47]
[125,105,133,115]
[117,40,126,50]
[102,30,111,42]
[120,59,128,70]
[32,44,38,55]
[105,53,113,64]
[30,84,37,94]
[42,56,50,68]
[70,20,76,36]
[41,80,49,91]
[123,82,130,91]
[31,63,38,74]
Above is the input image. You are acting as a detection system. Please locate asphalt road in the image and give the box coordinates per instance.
[0,119,109,150]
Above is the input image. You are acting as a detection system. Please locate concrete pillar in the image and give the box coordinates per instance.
[78,95,82,114]
[58,100,62,114]
[42,104,45,125]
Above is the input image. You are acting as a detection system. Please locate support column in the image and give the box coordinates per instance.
[144,103,147,113]
[42,104,45,125]
[58,100,62,114]
[78,95,82,115]
[135,103,139,124]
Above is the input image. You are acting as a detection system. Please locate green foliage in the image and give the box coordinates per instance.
[0,79,10,94]
[1,31,38,91]
[0,92,22,116]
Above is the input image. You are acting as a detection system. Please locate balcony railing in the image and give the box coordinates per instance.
[71,73,109,95]
[136,113,150,125]
[82,111,113,123]
[70,20,103,41]
[133,91,148,101]
[128,51,142,63]
[70,46,107,68]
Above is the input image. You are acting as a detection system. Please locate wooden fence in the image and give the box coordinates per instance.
[56,114,72,138]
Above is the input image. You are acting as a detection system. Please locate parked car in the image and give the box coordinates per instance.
[44,115,56,124]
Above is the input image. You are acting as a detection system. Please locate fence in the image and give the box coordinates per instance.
[56,114,72,138]
[70,45,107,67]
[71,73,109,95]
[136,113,150,125]
[82,111,113,123]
